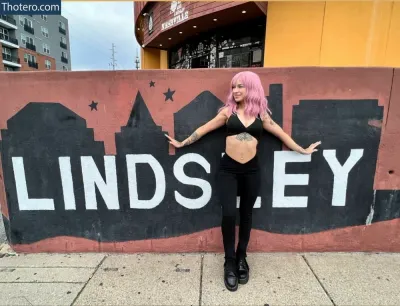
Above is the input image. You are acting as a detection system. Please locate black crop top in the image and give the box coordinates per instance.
[226,113,263,141]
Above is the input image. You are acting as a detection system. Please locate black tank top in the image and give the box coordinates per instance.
[226,113,263,141]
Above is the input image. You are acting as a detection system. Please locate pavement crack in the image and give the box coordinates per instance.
[302,255,336,306]
[70,255,107,306]
[199,254,204,306]
[21,296,33,306]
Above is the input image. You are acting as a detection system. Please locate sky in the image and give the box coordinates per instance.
[61,1,140,71]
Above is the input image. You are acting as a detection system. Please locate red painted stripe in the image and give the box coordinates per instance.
[11,218,400,253]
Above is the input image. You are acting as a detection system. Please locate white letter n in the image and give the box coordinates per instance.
[81,156,119,210]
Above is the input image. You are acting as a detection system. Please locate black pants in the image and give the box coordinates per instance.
[217,153,261,261]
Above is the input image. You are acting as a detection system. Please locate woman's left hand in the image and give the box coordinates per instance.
[303,141,322,154]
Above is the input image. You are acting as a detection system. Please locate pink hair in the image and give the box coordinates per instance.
[219,71,271,117]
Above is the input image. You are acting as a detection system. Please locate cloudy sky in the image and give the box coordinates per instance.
[61,1,140,71]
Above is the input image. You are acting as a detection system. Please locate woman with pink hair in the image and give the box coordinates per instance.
[165,71,321,292]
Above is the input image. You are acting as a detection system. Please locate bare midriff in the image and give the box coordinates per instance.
[225,133,258,164]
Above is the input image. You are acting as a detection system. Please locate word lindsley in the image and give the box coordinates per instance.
[9,149,364,211]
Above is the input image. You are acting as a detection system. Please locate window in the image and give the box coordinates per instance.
[24,53,36,63]
[252,49,262,63]
[41,15,47,21]
[0,27,9,40]
[21,34,34,46]
[61,51,68,59]
[41,26,49,38]
[43,43,50,54]
[2,46,11,56]
[62,65,68,71]
[45,59,51,69]
[169,17,265,69]
[20,17,33,27]
[4,66,14,71]
[59,21,65,29]
[61,36,66,44]
[26,36,34,45]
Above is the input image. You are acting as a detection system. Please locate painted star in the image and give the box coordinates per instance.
[89,101,98,111]
[149,80,155,87]
[163,88,175,101]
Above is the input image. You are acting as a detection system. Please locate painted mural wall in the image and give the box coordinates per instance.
[0,67,399,253]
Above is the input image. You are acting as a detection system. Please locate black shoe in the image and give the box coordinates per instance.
[237,256,249,284]
[224,259,238,291]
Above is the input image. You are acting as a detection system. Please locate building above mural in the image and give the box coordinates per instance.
[134,1,267,69]
[134,1,267,50]
[134,1,400,69]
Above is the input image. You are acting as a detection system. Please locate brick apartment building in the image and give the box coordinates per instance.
[0,14,71,72]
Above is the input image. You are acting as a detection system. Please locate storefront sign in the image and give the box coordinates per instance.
[161,1,189,31]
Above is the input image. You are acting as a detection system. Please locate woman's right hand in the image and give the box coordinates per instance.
[165,134,184,148]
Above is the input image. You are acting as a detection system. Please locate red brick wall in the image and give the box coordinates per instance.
[17,47,56,71]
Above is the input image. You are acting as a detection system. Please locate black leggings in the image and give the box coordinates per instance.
[217,153,261,261]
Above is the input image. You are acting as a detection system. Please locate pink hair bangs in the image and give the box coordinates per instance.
[220,71,271,117]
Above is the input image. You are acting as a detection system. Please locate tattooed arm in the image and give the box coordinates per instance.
[261,113,321,154]
[179,130,201,147]
[165,108,228,148]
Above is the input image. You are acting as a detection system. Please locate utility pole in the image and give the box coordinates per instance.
[135,48,140,70]
[110,43,117,70]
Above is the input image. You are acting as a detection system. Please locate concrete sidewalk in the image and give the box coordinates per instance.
[0,244,399,306]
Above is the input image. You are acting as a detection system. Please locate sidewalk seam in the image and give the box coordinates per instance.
[70,255,107,306]
[199,254,204,306]
[302,255,336,306]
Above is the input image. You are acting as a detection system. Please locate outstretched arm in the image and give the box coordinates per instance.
[165,108,228,148]
[262,113,321,154]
